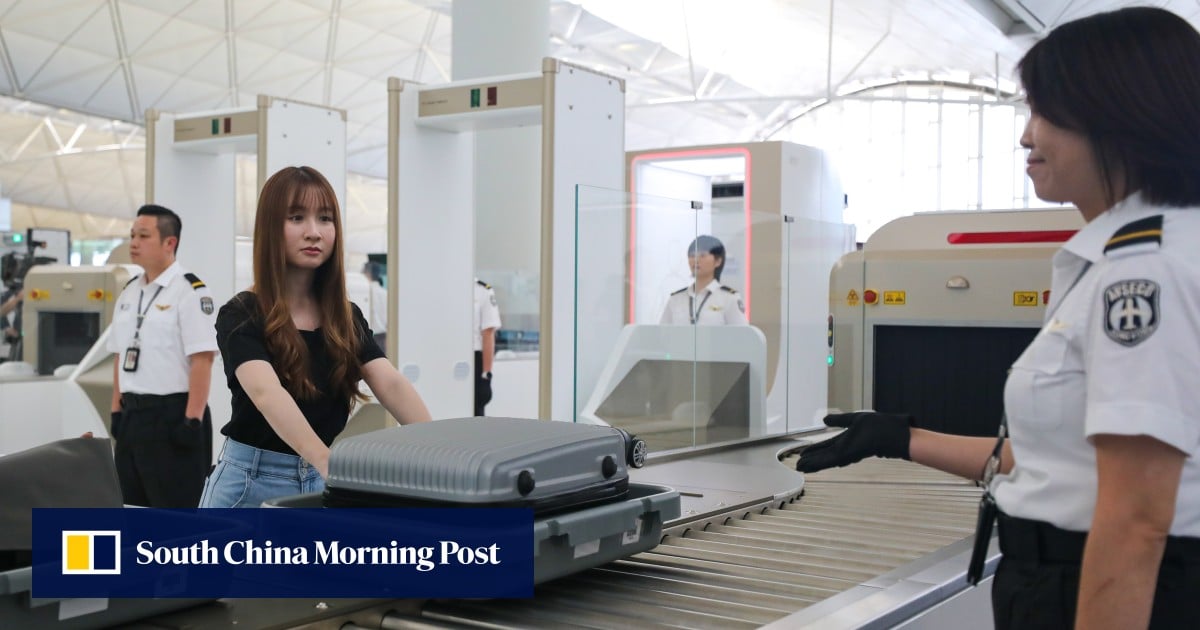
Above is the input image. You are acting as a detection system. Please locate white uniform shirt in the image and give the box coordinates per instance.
[473,279,502,351]
[659,279,748,325]
[367,281,387,335]
[993,193,1200,537]
[106,261,218,395]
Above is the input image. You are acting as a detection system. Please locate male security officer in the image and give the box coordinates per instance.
[108,204,217,507]
[473,278,501,416]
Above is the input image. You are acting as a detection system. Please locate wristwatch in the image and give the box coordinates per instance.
[483,371,493,380]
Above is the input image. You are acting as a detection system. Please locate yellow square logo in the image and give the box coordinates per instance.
[62,531,121,575]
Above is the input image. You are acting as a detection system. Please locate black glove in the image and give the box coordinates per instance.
[110,411,123,439]
[796,412,913,473]
[169,417,203,448]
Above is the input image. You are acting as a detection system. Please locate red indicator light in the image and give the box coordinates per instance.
[487,86,497,106]
[947,230,1076,244]
[224,117,231,133]
[863,289,878,304]
[1043,290,1051,304]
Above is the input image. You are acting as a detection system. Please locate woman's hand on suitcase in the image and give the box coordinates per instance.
[795,412,914,473]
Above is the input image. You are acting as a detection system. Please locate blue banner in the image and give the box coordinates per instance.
[33,508,534,598]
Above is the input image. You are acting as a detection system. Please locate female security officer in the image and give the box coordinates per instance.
[659,235,747,325]
[797,8,1200,629]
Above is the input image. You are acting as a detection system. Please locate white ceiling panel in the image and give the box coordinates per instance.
[0,0,1183,225]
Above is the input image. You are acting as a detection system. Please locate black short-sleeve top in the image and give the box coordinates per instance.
[214,291,385,455]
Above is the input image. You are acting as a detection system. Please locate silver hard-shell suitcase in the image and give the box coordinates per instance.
[323,417,646,514]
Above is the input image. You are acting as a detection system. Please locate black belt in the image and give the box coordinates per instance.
[999,512,1200,565]
[121,392,188,411]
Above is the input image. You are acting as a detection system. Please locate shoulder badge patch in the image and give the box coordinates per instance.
[200,296,214,315]
[720,285,737,294]
[1103,279,1159,346]
[123,275,140,289]
[1104,215,1162,254]
[671,287,687,296]
[476,279,491,289]
[183,272,206,290]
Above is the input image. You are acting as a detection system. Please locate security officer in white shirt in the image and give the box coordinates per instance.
[107,204,218,508]
[473,278,501,416]
[794,9,1200,628]
[660,235,747,325]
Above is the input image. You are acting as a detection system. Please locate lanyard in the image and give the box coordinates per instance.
[132,285,165,344]
[688,290,711,324]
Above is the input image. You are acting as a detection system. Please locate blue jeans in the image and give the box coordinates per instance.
[198,438,324,508]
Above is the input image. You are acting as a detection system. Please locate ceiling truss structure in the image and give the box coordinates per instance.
[0,0,1196,237]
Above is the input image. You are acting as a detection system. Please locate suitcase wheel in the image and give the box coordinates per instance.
[517,470,536,496]
[627,435,647,469]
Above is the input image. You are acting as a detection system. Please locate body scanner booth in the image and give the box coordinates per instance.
[576,142,854,452]
[388,58,624,421]
[0,96,363,460]
[829,208,1084,437]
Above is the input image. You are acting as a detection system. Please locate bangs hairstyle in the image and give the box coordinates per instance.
[687,235,727,280]
[1019,7,1200,207]
[252,166,365,408]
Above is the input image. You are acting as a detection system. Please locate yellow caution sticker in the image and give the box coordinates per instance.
[846,289,859,306]
[883,291,906,305]
[1013,291,1039,306]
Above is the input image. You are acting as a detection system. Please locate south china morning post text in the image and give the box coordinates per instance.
[134,538,501,572]
[32,508,535,598]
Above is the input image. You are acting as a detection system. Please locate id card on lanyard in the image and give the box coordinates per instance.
[124,284,164,372]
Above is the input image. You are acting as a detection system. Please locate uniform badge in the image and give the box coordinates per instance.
[1103,279,1159,346]
[119,303,130,311]
[200,296,214,315]
[737,299,745,313]
[489,294,496,306]
[155,304,171,311]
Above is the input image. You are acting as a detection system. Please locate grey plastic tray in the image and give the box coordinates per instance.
[264,482,681,584]
[0,508,240,629]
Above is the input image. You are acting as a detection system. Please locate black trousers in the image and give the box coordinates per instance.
[474,350,492,416]
[993,512,1200,629]
[113,393,211,508]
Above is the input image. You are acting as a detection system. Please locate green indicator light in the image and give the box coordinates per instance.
[211,118,219,135]
[469,88,481,108]
[13,233,23,243]
[827,355,834,366]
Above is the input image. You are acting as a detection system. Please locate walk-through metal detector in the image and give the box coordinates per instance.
[828,208,1083,436]
[388,58,624,421]
[69,97,347,454]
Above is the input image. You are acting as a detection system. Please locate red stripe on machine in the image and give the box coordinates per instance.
[946,230,1076,244]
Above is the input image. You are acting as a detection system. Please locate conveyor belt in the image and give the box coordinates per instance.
[350,449,982,629]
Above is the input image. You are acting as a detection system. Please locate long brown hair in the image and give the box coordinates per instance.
[252,166,365,408]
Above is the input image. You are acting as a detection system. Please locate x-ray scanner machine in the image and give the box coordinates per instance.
[829,208,1084,437]
[388,58,624,421]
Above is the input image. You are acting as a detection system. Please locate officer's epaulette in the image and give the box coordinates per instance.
[671,287,687,296]
[1104,215,1162,254]
[123,275,140,289]
[183,272,207,290]
[476,279,491,289]
[720,285,738,294]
